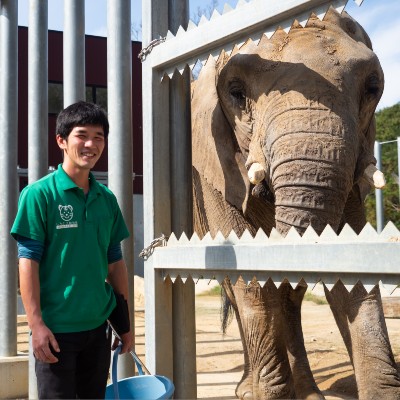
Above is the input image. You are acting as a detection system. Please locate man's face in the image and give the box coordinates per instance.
[57,125,105,171]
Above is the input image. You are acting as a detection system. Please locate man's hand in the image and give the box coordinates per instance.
[112,331,133,354]
[31,322,60,363]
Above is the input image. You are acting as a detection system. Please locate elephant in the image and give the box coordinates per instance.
[191,7,400,400]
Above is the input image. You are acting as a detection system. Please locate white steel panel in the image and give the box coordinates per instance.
[153,242,400,275]
[147,0,350,72]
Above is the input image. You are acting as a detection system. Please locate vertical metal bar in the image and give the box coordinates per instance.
[142,0,172,377]
[168,2,196,398]
[29,331,38,399]
[144,269,173,378]
[28,0,48,183]
[169,72,192,236]
[172,277,197,399]
[0,0,18,357]
[142,0,170,246]
[168,0,189,34]
[27,3,48,395]
[397,137,400,204]
[63,0,85,107]
[374,141,384,233]
[167,0,193,237]
[107,0,134,379]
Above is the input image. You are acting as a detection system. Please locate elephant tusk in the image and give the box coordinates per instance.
[248,163,265,185]
[364,164,386,189]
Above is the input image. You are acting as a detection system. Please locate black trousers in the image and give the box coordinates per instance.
[35,322,111,399]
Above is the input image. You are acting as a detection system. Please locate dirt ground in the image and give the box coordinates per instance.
[193,294,399,400]
[126,278,399,400]
[17,279,400,400]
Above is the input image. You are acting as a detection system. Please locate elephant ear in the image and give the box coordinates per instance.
[192,55,250,212]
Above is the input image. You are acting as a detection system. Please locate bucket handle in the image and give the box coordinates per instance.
[111,344,151,399]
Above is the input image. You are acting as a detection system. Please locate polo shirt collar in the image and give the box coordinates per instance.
[88,172,101,196]
[56,164,78,191]
[55,164,101,196]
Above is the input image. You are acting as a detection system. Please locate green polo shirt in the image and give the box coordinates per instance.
[11,164,130,333]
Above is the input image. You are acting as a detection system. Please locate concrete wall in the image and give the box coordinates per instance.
[0,354,28,399]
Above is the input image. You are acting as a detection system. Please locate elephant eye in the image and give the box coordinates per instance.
[365,73,381,97]
[229,86,246,109]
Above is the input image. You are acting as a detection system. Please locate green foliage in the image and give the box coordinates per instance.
[365,103,400,229]
[304,292,328,305]
[197,284,222,296]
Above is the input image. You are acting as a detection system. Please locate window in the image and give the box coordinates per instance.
[49,83,108,114]
[49,82,63,114]
[95,87,108,110]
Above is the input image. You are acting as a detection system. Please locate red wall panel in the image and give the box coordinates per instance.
[18,27,143,194]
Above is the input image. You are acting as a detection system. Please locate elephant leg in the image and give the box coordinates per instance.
[323,281,354,362]
[222,278,253,399]
[232,277,295,399]
[279,280,325,400]
[325,281,400,400]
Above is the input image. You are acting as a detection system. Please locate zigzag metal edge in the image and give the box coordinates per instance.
[157,0,363,80]
[162,274,399,295]
[186,0,351,32]
[161,223,400,294]
[166,222,400,246]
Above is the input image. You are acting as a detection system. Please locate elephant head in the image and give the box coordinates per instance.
[192,8,385,236]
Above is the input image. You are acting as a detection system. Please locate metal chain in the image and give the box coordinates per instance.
[139,234,168,260]
[138,37,166,62]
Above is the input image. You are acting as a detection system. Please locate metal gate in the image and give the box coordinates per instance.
[141,1,400,398]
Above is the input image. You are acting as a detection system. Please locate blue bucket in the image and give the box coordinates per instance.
[105,346,174,400]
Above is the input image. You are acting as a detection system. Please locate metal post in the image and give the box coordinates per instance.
[169,73,192,236]
[172,276,197,399]
[29,331,38,399]
[397,137,400,203]
[169,0,193,238]
[107,0,134,379]
[28,0,48,183]
[142,1,171,247]
[142,0,172,379]
[374,141,384,233]
[0,0,18,357]
[168,2,197,398]
[26,3,48,396]
[63,0,85,107]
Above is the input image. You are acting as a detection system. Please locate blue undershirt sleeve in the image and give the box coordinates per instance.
[17,237,122,264]
[107,242,123,264]
[16,236,44,263]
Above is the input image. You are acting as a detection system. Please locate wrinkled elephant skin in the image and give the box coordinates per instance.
[192,8,400,400]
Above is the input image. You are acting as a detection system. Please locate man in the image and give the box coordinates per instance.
[11,101,133,399]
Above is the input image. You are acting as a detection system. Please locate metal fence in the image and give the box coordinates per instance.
[141,1,400,398]
[0,0,134,397]
[375,138,400,232]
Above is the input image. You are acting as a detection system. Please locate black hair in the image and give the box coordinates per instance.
[56,101,109,139]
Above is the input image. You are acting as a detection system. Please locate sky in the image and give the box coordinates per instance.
[17,0,400,110]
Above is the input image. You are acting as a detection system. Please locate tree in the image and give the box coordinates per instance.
[365,103,400,229]
[191,0,219,23]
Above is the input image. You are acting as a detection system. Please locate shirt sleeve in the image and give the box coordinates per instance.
[16,235,44,263]
[109,195,130,246]
[107,242,123,264]
[10,185,47,242]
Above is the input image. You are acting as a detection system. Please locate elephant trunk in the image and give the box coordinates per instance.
[264,107,357,235]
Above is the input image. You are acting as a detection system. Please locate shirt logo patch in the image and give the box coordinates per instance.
[57,205,78,229]
[59,205,73,221]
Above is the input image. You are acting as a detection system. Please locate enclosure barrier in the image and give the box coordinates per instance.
[144,223,400,398]
[142,1,388,398]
